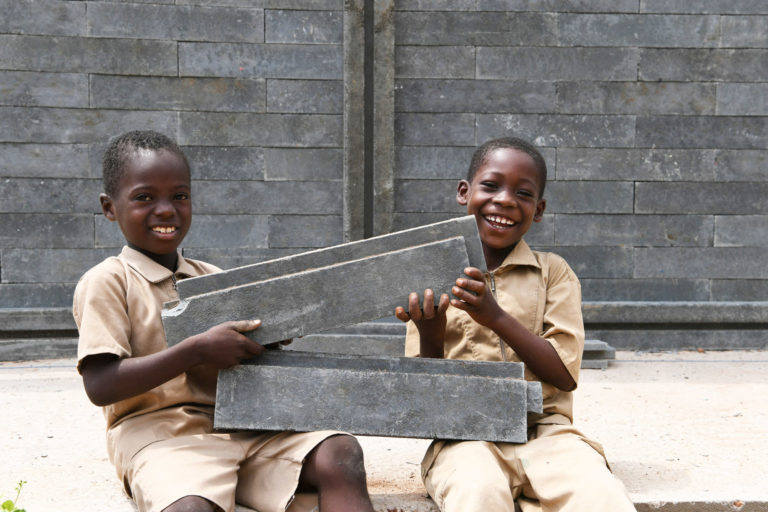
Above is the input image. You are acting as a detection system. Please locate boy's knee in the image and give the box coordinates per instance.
[311,435,367,483]
[162,495,217,512]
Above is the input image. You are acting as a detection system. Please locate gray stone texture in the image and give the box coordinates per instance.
[396,79,556,114]
[91,76,266,113]
[179,112,341,147]
[2,0,768,325]
[174,216,484,298]
[162,236,473,346]
[183,146,264,181]
[559,14,720,47]
[87,3,264,43]
[0,144,92,178]
[179,43,342,79]
[264,148,343,181]
[266,79,343,113]
[0,71,88,108]
[0,0,85,37]
[215,351,540,442]
[0,35,177,75]
[265,10,343,44]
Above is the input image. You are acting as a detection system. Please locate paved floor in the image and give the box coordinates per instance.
[1,351,766,511]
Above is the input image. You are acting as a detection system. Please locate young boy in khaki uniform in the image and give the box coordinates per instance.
[74,130,375,512]
[395,137,635,511]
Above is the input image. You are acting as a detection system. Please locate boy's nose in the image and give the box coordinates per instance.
[493,189,516,206]
[154,200,175,217]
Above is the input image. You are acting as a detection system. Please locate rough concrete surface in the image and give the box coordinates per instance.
[1,351,766,511]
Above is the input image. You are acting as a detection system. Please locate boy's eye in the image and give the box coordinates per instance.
[174,193,190,200]
[518,190,534,198]
[480,181,498,189]
[134,194,151,201]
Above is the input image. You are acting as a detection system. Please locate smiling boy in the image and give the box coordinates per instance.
[74,130,374,512]
[396,137,635,511]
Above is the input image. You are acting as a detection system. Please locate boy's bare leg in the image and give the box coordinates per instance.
[163,495,217,512]
[299,435,374,512]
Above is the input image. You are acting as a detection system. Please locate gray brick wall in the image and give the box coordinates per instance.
[393,4,768,301]
[0,1,344,307]
[2,1,767,308]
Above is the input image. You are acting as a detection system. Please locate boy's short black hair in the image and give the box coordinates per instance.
[467,137,547,197]
[102,130,190,197]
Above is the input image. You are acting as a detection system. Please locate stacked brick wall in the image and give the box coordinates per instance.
[2,0,768,309]
[393,1,768,301]
[0,0,344,307]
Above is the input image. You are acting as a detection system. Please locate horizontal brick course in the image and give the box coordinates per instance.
[0,35,177,75]
[1,248,116,283]
[183,146,265,181]
[636,182,768,214]
[0,214,93,249]
[714,215,768,247]
[556,148,716,181]
[268,215,343,247]
[179,43,343,79]
[477,47,639,81]
[558,82,715,115]
[0,178,102,214]
[639,49,768,81]
[634,247,768,279]
[555,215,714,247]
[559,14,720,47]
[265,9,342,44]
[87,3,264,43]
[266,79,342,114]
[581,278,711,301]
[192,180,342,215]
[395,11,557,46]
[396,79,556,114]
[264,148,343,181]
[395,46,475,79]
[91,76,266,113]
[636,116,768,149]
[0,144,92,178]
[0,0,85,37]
[0,71,88,108]
[179,112,341,147]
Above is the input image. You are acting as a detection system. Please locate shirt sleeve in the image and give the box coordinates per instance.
[73,260,133,373]
[541,254,585,385]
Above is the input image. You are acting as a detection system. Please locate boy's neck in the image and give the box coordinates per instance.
[482,242,518,272]
[128,243,178,272]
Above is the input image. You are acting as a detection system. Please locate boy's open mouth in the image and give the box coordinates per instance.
[483,214,516,230]
[152,226,177,234]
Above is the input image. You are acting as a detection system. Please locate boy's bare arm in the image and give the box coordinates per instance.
[81,320,263,406]
[451,267,576,391]
[395,289,450,358]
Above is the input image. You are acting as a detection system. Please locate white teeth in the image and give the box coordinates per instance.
[485,215,514,226]
[152,226,176,234]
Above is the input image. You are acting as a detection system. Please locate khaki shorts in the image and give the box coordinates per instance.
[123,430,341,512]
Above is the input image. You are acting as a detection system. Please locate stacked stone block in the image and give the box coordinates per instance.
[393,3,768,303]
[0,0,345,307]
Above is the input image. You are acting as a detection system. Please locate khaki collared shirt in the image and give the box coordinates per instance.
[73,246,222,462]
[405,239,584,425]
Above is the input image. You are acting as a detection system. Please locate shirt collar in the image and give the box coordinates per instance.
[120,246,197,284]
[493,238,541,272]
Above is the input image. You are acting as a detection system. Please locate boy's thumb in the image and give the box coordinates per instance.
[231,319,261,332]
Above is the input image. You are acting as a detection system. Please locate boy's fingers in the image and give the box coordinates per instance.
[437,293,450,314]
[452,285,478,306]
[408,292,422,321]
[394,306,410,322]
[422,289,436,319]
[229,319,261,332]
[456,277,485,294]
[463,266,484,279]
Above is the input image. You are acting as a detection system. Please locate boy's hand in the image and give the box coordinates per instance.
[450,267,505,329]
[187,319,264,369]
[395,289,449,357]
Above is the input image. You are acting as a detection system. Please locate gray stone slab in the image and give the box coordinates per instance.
[215,351,539,442]
[394,113,476,146]
[476,114,635,148]
[717,83,768,116]
[286,334,405,356]
[0,284,76,308]
[711,279,768,301]
[0,307,76,332]
[267,215,342,248]
[722,16,768,48]
[583,339,616,361]
[582,301,768,324]
[191,180,342,215]
[0,71,88,108]
[580,278,711,302]
[0,143,92,178]
[636,116,768,150]
[395,11,557,46]
[0,338,77,361]
[395,46,475,79]
[557,81,715,115]
[176,216,484,298]
[163,236,477,346]
[634,247,768,279]
[0,213,93,249]
[265,9,342,44]
[555,214,714,247]
[639,49,768,82]
[0,0,85,36]
[477,47,639,81]
[586,328,768,351]
[266,79,342,114]
[559,14,719,47]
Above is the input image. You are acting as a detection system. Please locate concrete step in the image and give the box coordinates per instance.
[3,352,766,512]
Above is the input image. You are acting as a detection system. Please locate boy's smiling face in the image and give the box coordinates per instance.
[457,147,545,266]
[100,148,191,266]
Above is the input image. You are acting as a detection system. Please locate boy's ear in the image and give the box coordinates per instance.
[100,193,117,221]
[533,198,546,223]
[456,180,470,206]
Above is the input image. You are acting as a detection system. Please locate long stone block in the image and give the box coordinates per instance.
[215,351,541,443]
[175,216,484,298]
[163,236,478,346]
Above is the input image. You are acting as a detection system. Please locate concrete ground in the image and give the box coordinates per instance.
[1,351,766,512]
